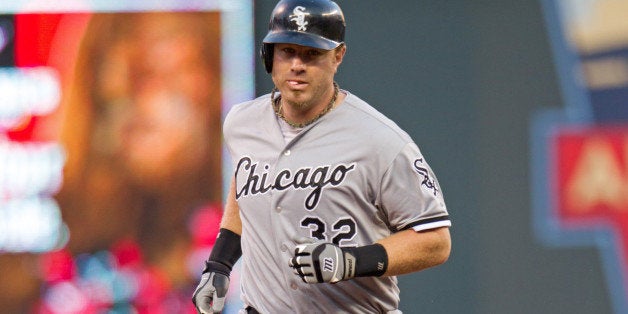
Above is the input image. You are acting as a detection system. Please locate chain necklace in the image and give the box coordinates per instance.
[271,82,339,128]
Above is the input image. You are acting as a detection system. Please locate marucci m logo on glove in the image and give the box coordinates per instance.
[323,257,334,272]
[234,156,356,210]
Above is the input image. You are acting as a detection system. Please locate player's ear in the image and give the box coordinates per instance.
[336,44,346,62]
[333,44,346,71]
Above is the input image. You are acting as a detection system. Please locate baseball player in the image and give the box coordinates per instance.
[193,0,452,313]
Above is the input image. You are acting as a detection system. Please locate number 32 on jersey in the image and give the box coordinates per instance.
[300,216,357,247]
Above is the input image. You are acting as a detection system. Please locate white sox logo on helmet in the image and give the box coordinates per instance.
[234,156,356,210]
[290,6,309,31]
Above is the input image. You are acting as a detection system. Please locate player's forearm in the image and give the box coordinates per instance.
[377,227,451,276]
[289,227,450,283]
[219,177,242,235]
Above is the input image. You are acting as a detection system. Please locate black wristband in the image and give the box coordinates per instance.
[205,228,242,273]
[344,243,388,277]
[203,260,232,276]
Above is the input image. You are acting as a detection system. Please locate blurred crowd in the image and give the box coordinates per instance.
[0,12,230,313]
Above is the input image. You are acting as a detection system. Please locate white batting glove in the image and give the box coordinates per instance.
[192,261,230,313]
[289,242,356,283]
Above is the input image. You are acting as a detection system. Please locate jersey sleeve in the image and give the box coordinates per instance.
[222,99,258,166]
[379,142,451,232]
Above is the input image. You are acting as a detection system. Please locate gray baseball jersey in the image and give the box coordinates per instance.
[223,90,451,313]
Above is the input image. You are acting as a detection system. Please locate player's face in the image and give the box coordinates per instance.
[271,43,345,110]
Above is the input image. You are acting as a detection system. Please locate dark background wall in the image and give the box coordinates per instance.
[254,1,611,313]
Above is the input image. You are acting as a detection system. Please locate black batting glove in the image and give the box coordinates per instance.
[289,242,355,283]
[192,261,231,314]
[289,242,388,284]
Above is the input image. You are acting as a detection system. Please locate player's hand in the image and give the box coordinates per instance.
[288,242,356,283]
[192,261,230,313]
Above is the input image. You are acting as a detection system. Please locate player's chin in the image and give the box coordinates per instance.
[281,86,309,101]
[283,91,310,105]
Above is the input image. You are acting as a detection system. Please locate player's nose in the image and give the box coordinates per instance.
[290,56,306,72]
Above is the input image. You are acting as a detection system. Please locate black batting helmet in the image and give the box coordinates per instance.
[261,0,346,73]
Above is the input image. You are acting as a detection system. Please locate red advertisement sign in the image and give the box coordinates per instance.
[553,126,628,294]
[555,127,628,221]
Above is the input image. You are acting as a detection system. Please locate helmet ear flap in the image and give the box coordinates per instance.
[261,43,274,73]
